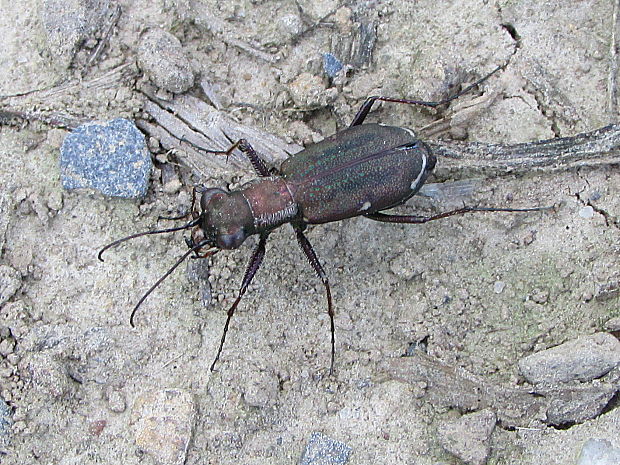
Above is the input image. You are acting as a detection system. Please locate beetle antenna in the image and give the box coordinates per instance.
[98,218,201,262]
[129,240,217,327]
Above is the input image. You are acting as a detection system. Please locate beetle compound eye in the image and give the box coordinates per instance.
[216,228,247,250]
[200,188,227,211]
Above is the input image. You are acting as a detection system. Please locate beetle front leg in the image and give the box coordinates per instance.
[211,233,269,371]
[205,138,273,177]
[365,205,546,224]
[293,225,335,375]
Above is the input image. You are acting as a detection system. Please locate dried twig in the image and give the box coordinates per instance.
[380,353,618,428]
[139,91,619,188]
[609,0,620,118]
[430,124,620,182]
[138,91,301,179]
[0,63,136,104]
[83,4,122,74]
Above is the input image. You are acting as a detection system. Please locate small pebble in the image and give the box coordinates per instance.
[579,206,594,219]
[0,397,12,449]
[242,371,279,408]
[137,28,195,94]
[40,0,112,68]
[163,179,182,194]
[545,384,616,426]
[276,13,304,41]
[46,190,63,211]
[595,281,620,302]
[19,352,73,399]
[588,191,602,202]
[288,73,336,108]
[604,317,620,332]
[60,118,152,198]
[0,339,15,357]
[437,409,496,465]
[577,439,620,465]
[300,432,352,465]
[89,419,107,436]
[105,386,127,413]
[493,281,505,294]
[518,332,620,384]
[0,265,21,306]
[131,389,195,465]
[531,289,549,304]
[323,53,343,78]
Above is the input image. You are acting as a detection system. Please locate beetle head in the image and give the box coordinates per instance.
[195,188,254,250]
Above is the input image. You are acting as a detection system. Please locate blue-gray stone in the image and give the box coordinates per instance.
[0,397,12,448]
[60,118,152,198]
[300,432,352,465]
[322,53,343,78]
[577,439,620,465]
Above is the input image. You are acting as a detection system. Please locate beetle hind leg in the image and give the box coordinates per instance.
[293,225,335,375]
[365,205,547,224]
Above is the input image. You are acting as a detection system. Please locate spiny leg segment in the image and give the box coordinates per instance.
[210,233,269,371]
[293,224,335,375]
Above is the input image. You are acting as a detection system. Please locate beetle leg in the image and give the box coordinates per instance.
[293,225,335,375]
[204,137,272,177]
[237,139,272,177]
[365,205,546,224]
[211,233,269,371]
[350,64,506,127]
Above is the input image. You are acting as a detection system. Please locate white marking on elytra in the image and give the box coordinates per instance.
[359,201,372,212]
[410,152,427,191]
[402,127,417,138]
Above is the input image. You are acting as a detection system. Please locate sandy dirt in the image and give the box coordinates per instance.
[0,0,619,464]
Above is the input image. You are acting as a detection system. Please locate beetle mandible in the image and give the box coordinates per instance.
[99,64,542,373]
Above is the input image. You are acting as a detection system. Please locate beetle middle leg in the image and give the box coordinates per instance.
[211,233,269,371]
[293,224,335,375]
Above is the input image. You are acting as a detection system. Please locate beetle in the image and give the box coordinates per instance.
[99,64,542,373]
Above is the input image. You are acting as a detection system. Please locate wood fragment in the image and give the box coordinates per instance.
[430,123,620,182]
[83,4,122,74]
[380,354,619,428]
[609,0,620,118]
[139,92,302,180]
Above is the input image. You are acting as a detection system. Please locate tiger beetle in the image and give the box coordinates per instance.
[99,64,543,373]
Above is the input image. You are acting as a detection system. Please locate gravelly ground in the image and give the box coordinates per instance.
[0,1,619,464]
